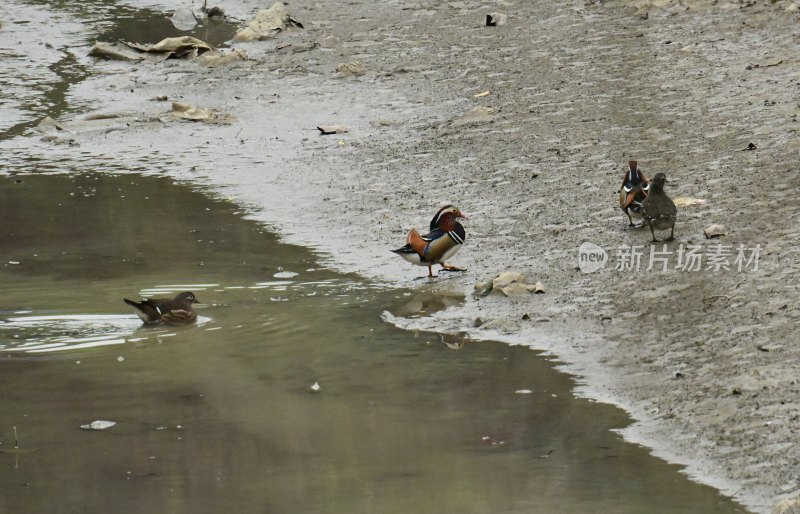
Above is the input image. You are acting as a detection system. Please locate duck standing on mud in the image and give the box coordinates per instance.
[392,205,467,278]
[641,173,677,242]
[619,160,650,227]
[124,291,199,326]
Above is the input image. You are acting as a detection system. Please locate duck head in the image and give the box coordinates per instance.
[429,205,467,231]
[175,292,199,304]
[627,160,645,183]
[650,173,668,191]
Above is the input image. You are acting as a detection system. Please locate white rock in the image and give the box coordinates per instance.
[527,281,546,294]
[501,283,530,297]
[480,318,519,334]
[703,223,728,238]
[492,272,527,290]
[774,496,800,514]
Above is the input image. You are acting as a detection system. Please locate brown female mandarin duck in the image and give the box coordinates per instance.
[641,173,677,242]
[619,160,650,226]
[124,291,199,326]
[392,205,467,278]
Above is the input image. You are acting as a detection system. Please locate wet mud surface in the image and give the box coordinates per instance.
[0,1,235,139]
[1,0,799,512]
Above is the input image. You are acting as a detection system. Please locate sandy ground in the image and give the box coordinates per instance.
[5,0,800,511]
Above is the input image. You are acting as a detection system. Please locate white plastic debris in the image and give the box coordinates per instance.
[80,420,116,430]
[274,271,299,279]
[231,2,303,42]
[310,381,321,392]
[117,356,125,362]
[171,8,198,31]
[514,389,533,394]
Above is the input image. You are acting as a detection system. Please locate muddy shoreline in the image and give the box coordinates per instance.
[4,0,799,512]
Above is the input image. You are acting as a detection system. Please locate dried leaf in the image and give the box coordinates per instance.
[673,197,706,207]
[88,42,145,61]
[124,36,213,56]
[171,102,235,124]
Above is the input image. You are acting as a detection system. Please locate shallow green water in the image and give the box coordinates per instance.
[0,173,744,513]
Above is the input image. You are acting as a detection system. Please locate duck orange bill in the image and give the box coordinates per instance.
[457,211,469,219]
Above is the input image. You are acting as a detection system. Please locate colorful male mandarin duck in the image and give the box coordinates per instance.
[124,291,199,326]
[392,205,467,278]
[641,173,677,242]
[619,160,650,226]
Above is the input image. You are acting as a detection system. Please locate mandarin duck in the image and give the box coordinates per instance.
[392,205,467,278]
[124,291,199,326]
[619,160,650,226]
[641,173,677,242]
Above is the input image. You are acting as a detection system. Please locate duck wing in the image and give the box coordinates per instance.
[124,297,197,325]
[420,228,445,241]
[124,298,162,324]
[161,308,197,326]
[391,228,437,259]
[422,223,465,264]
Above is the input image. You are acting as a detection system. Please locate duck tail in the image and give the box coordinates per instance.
[406,228,428,257]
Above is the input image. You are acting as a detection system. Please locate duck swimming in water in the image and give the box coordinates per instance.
[124,291,199,326]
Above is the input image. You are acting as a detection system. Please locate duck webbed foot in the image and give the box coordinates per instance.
[440,263,466,273]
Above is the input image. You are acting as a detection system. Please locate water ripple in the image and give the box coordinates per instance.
[0,313,211,354]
